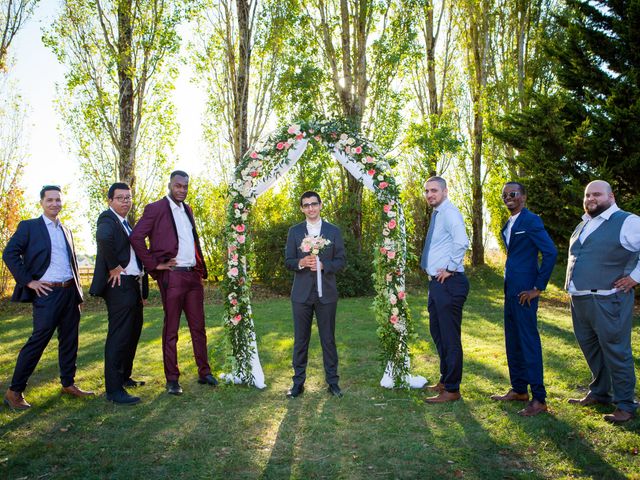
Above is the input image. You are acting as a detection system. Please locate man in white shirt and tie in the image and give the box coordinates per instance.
[90,183,148,405]
[420,177,470,403]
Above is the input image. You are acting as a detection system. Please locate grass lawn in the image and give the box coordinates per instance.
[1,264,639,479]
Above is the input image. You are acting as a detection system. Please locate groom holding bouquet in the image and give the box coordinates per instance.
[285,191,346,398]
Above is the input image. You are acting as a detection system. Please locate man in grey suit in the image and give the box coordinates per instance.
[566,180,639,423]
[285,191,346,398]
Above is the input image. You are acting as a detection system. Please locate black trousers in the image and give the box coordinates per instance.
[10,286,80,392]
[427,273,469,392]
[291,288,339,386]
[103,276,143,394]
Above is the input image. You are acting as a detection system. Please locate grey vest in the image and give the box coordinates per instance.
[565,210,636,290]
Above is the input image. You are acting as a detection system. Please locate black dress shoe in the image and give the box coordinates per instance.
[197,374,219,386]
[123,378,146,388]
[286,384,304,398]
[166,381,183,395]
[327,384,343,398]
[106,390,141,405]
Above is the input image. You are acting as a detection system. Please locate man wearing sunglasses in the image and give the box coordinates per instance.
[490,182,557,416]
[90,183,149,405]
[3,185,94,410]
[284,191,346,398]
[565,180,640,423]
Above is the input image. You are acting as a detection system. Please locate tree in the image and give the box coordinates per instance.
[0,0,38,71]
[44,0,184,222]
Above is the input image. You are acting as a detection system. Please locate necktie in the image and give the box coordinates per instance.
[123,220,132,235]
[420,209,438,272]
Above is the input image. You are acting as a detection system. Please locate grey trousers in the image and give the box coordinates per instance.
[570,292,638,413]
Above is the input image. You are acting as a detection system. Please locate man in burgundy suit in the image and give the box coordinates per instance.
[130,170,217,395]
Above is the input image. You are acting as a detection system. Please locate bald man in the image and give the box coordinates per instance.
[565,180,640,423]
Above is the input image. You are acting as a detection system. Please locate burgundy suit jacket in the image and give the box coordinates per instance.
[130,197,207,280]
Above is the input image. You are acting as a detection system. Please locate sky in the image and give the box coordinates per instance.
[8,2,208,252]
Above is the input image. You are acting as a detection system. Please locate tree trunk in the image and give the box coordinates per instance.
[234,0,251,165]
[117,0,135,205]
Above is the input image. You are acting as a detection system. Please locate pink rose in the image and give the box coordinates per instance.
[387,250,396,260]
[390,296,397,305]
[228,245,237,253]
[302,244,311,253]
[232,314,242,325]
[389,315,398,324]
[233,203,239,208]
[383,204,391,213]
[354,146,362,154]
[249,171,258,177]
[276,142,285,150]
[235,224,246,233]
[228,267,239,277]
[397,291,406,300]
[295,133,304,140]
[287,125,298,134]
[232,254,238,261]
[365,156,374,163]
[367,169,375,176]
[231,298,238,306]
[388,219,397,229]
[237,235,246,244]
[378,181,389,189]
[314,135,322,141]
[345,146,351,154]
[250,151,259,159]
[380,247,387,255]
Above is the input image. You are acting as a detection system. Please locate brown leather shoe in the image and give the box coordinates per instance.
[490,389,529,402]
[567,395,609,407]
[4,389,31,410]
[603,408,634,424]
[518,399,548,416]
[424,382,445,393]
[425,390,461,403]
[61,385,95,398]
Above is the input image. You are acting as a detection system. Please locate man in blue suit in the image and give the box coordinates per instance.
[3,185,94,410]
[284,191,346,398]
[490,182,557,416]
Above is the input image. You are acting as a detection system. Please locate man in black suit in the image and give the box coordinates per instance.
[3,185,94,410]
[284,191,346,398]
[89,183,148,405]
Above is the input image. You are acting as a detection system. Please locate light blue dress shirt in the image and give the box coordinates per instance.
[421,198,469,276]
[40,215,74,282]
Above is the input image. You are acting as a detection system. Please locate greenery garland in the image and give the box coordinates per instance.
[223,119,412,387]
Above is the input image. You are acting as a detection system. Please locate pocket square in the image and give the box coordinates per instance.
[514,231,525,234]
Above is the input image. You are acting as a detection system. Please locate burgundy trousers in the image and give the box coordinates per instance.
[158,270,211,381]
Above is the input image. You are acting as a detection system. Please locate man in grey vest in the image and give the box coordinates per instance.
[565,180,640,423]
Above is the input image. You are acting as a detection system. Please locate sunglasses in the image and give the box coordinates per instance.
[501,191,521,200]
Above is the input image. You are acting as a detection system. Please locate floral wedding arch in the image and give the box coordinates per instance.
[221,119,426,389]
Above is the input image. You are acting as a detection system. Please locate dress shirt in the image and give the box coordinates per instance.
[110,207,142,276]
[306,218,322,237]
[569,203,640,296]
[167,196,196,267]
[423,198,469,276]
[40,215,74,282]
[504,212,521,247]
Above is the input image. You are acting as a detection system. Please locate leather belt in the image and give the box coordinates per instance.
[428,272,460,282]
[46,279,74,288]
[172,266,195,272]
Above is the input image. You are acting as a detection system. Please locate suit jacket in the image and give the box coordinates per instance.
[130,197,207,281]
[285,221,346,304]
[2,216,83,303]
[89,209,149,298]
[501,208,557,297]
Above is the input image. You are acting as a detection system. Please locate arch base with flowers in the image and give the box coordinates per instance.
[221,119,427,390]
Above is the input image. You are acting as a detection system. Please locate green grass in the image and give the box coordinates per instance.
[1,265,639,479]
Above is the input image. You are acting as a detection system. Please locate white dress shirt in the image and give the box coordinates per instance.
[306,218,322,237]
[40,215,74,282]
[424,198,469,276]
[167,196,196,267]
[110,207,142,276]
[568,203,640,296]
[504,212,521,247]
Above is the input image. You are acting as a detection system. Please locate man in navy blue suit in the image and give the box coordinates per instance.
[3,185,94,410]
[490,182,557,416]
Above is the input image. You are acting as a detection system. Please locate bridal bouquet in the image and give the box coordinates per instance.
[300,235,332,255]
